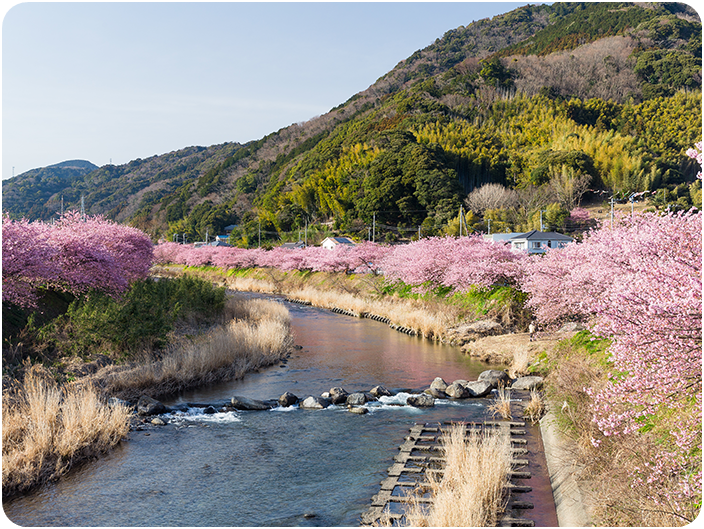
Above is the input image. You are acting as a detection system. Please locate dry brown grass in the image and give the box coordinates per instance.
[403,424,512,527]
[488,386,513,420]
[545,340,697,526]
[97,296,293,400]
[156,266,463,341]
[2,365,131,498]
[522,390,546,423]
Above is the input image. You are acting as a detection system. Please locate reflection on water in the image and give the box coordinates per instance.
[3,297,495,527]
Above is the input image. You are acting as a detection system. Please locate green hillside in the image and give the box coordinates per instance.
[3,2,701,244]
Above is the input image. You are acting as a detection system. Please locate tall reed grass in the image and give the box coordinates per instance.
[2,365,131,498]
[403,424,512,526]
[98,295,293,400]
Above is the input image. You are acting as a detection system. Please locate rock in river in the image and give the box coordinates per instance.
[429,377,448,392]
[300,396,331,409]
[370,385,392,398]
[278,391,299,407]
[137,395,166,416]
[406,394,435,408]
[464,380,493,398]
[230,396,274,411]
[445,383,470,399]
[478,369,511,389]
[511,376,544,391]
[346,392,368,406]
[329,387,349,405]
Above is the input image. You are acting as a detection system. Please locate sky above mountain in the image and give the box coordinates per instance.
[2,1,535,180]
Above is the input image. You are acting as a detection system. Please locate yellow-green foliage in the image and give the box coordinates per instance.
[289,142,380,218]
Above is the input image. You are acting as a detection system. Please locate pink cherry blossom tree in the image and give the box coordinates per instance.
[2,212,153,308]
[521,209,702,514]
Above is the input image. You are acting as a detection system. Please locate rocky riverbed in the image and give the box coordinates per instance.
[117,370,544,427]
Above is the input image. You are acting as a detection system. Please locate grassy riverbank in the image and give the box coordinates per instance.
[2,276,294,498]
[2,366,132,498]
[155,264,531,342]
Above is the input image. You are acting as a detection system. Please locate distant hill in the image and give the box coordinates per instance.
[2,160,98,219]
[3,2,701,242]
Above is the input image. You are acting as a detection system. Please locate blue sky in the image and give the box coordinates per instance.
[2,2,533,179]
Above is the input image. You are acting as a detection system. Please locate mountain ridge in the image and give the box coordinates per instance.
[2,2,701,242]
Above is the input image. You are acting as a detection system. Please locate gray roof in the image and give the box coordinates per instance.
[281,242,306,249]
[509,230,573,241]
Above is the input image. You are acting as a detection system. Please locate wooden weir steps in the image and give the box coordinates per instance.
[361,420,535,527]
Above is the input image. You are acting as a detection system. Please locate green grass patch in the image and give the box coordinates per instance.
[38,275,226,359]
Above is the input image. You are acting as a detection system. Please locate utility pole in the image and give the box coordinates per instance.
[610,196,615,228]
[373,212,376,243]
[539,210,544,232]
[81,195,85,220]
[305,218,308,246]
[418,225,421,240]
[61,195,64,216]
[488,218,491,235]
[459,204,464,236]
[368,226,371,241]
[205,229,209,244]
[258,218,261,248]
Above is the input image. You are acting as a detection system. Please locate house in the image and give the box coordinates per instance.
[321,236,355,250]
[508,230,573,254]
[281,241,306,250]
[483,233,524,244]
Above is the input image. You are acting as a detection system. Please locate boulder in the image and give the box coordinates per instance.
[370,385,392,398]
[478,369,511,389]
[203,406,217,414]
[464,380,493,398]
[446,320,504,345]
[445,383,470,399]
[329,387,349,405]
[429,377,448,392]
[346,392,368,406]
[300,396,331,409]
[511,376,545,391]
[426,387,447,399]
[150,417,167,426]
[452,379,469,387]
[137,395,166,416]
[230,396,274,411]
[278,391,299,407]
[406,394,435,408]
[348,406,369,415]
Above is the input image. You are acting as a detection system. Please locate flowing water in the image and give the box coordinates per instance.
[3,297,548,526]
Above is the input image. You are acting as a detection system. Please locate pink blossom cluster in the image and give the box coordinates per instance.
[154,235,524,292]
[154,241,393,274]
[380,235,524,291]
[2,212,153,308]
[521,209,702,510]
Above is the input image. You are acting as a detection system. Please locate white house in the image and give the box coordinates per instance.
[483,233,524,244]
[508,230,573,254]
[321,236,355,250]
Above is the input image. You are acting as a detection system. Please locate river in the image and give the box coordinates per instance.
[3,296,549,526]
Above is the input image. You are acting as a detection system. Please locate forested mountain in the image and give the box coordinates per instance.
[3,2,701,244]
[2,160,98,219]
